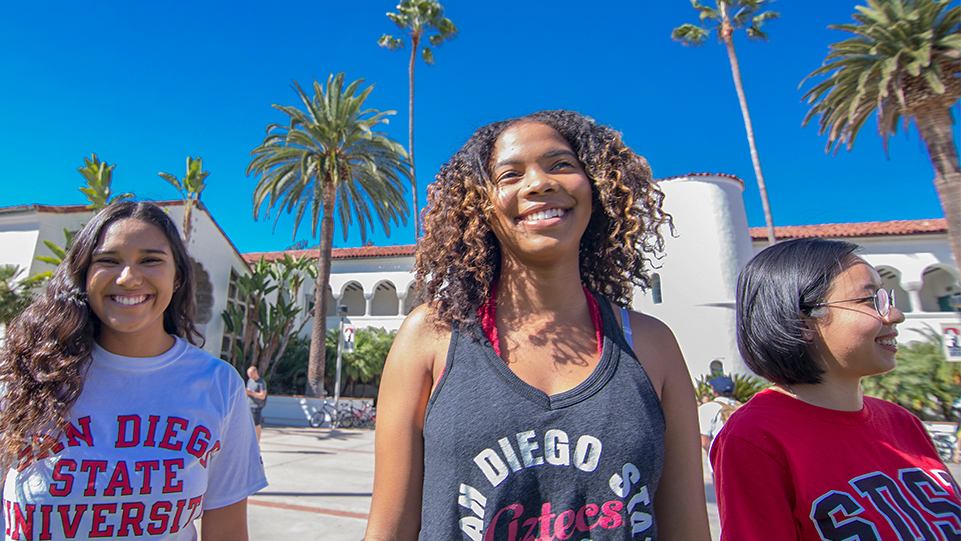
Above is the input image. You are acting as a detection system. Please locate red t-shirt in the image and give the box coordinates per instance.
[711,388,960,541]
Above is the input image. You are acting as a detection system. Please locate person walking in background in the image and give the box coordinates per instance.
[713,237,960,540]
[697,375,740,477]
[365,110,710,540]
[0,201,267,540]
[247,365,267,442]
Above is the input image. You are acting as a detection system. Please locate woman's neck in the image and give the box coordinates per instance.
[780,378,864,412]
[496,258,586,316]
[96,329,176,358]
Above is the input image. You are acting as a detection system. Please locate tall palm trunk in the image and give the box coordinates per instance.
[409,34,420,240]
[721,14,776,246]
[183,201,193,245]
[307,176,337,397]
[914,105,961,267]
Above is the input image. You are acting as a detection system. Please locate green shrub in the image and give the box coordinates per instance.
[863,328,961,421]
[268,336,311,395]
[696,372,771,403]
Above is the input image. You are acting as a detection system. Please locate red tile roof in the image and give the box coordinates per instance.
[243,244,417,263]
[655,172,745,188]
[0,200,247,265]
[751,219,947,240]
[0,200,185,214]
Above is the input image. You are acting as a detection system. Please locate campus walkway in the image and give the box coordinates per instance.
[249,425,961,540]
[248,424,720,540]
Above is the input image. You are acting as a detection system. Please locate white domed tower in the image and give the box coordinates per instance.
[632,173,755,380]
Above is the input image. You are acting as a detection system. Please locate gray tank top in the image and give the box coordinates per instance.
[421,293,666,540]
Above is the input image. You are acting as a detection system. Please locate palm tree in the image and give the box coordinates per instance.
[378,0,457,240]
[801,0,961,266]
[78,153,134,211]
[160,156,210,245]
[673,0,780,245]
[248,73,411,398]
[0,265,43,326]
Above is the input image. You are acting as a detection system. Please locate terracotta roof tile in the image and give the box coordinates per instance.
[243,244,416,263]
[0,200,247,265]
[0,200,184,215]
[655,172,745,187]
[751,219,947,240]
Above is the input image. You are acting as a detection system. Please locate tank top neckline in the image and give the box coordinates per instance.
[478,282,604,358]
[469,289,624,410]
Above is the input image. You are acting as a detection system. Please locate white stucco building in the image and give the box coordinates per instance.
[749,218,959,346]
[244,173,960,380]
[0,201,251,358]
[4,174,958,382]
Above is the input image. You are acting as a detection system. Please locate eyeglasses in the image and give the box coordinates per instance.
[815,288,895,318]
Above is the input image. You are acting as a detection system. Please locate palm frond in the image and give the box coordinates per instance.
[248,73,410,243]
[801,0,960,154]
[671,23,710,47]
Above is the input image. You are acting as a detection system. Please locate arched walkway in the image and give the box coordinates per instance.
[371,281,399,316]
[919,265,961,312]
[340,282,366,317]
[876,266,909,312]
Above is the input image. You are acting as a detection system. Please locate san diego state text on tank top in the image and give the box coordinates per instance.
[421,292,666,540]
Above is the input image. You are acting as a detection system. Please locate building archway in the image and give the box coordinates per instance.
[403,283,420,315]
[876,266,909,312]
[340,282,366,317]
[919,265,961,312]
[371,281,399,316]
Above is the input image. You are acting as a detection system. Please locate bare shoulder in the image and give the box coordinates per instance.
[388,304,452,386]
[395,304,451,346]
[619,307,688,400]
[629,311,680,347]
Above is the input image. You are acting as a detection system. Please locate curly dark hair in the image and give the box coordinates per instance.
[416,110,670,327]
[0,201,203,469]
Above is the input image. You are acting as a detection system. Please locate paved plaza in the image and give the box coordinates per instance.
[250,424,961,540]
[249,424,724,540]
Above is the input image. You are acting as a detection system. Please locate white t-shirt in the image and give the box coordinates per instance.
[698,396,739,440]
[698,396,739,475]
[3,337,268,540]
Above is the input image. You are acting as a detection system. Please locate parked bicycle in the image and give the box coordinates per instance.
[309,400,376,429]
[308,398,345,429]
[338,401,376,429]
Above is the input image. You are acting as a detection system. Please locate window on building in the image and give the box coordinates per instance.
[652,273,662,304]
[710,360,724,377]
[220,269,247,361]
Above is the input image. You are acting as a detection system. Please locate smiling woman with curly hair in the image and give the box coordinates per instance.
[365,110,710,541]
[414,110,669,326]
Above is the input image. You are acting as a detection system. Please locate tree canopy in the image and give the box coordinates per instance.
[247,72,410,397]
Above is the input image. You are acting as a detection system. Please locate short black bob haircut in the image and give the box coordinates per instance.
[736,238,859,385]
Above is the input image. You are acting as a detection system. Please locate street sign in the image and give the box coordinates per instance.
[942,323,961,362]
[344,325,355,354]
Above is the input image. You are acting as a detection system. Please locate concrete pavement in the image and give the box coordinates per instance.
[249,426,375,541]
[248,424,721,540]
[249,424,961,540]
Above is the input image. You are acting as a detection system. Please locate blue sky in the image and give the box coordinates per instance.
[2,0,956,253]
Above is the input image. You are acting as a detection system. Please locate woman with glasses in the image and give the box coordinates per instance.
[713,237,960,540]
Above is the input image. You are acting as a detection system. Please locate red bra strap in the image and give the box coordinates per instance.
[478,284,604,358]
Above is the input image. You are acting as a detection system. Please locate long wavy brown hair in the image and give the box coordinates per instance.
[416,110,670,327]
[0,201,202,469]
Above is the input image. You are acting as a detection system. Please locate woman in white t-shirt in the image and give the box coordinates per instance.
[0,201,267,540]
